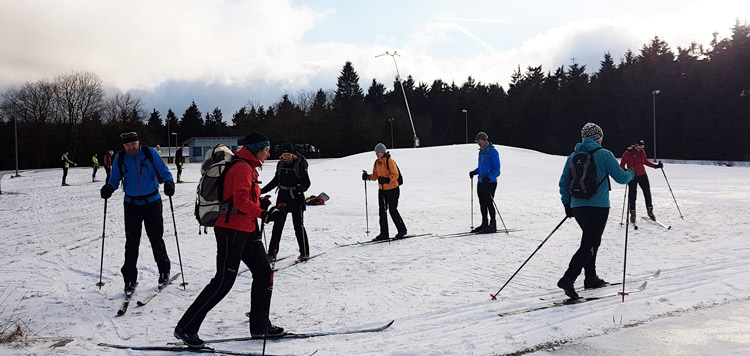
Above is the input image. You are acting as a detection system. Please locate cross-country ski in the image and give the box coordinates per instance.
[642,216,672,229]
[136,273,182,307]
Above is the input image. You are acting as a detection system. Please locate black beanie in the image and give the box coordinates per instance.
[120,132,139,144]
[281,143,295,154]
[242,132,270,151]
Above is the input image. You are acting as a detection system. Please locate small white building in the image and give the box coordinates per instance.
[182,137,244,162]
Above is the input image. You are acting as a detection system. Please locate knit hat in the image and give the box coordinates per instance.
[475,132,488,142]
[634,139,645,147]
[374,143,387,153]
[120,132,139,144]
[581,122,603,141]
[281,143,295,154]
[242,132,270,151]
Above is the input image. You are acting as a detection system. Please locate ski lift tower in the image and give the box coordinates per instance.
[376,51,419,148]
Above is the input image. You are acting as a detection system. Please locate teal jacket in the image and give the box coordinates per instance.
[559,138,634,208]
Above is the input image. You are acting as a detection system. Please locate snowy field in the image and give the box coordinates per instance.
[1,143,749,356]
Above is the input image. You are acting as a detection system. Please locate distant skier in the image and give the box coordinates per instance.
[174,132,285,348]
[99,132,175,294]
[175,144,185,183]
[61,151,76,186]
[103,150,114,183]
[362,143,407,240]
[156,145,162,156]
[469,132,501,233]
[557,123,635,299]
[620,139,663,222]
[261,143,311,262]
[91,153,100,182]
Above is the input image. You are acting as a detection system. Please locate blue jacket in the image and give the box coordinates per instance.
[108,146,173,205]
[472,142,501,183]
[559,138,634,208]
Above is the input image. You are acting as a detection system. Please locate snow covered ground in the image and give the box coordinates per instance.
[0,143,749,356]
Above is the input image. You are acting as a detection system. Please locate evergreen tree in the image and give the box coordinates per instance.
[180,101,204,141]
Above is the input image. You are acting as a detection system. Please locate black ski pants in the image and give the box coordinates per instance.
[477,181,497,225]
[176,163,183,182]
[627,174,653,211]
[563,206,609,282]
[121,200,171,285]
[269,200,310,257]
[62,167,68,184]
[176,226,273,334]
[92,165,98,179]
[105,166,111,183]
[378,187,407,237]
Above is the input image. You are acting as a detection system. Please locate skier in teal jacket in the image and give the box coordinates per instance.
[556,123,635,300]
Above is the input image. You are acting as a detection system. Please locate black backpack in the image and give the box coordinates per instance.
[567,147,608,200]
[386,156,404,185]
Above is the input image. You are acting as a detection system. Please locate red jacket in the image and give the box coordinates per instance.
[215,147,264,233]
[620,148,657,176]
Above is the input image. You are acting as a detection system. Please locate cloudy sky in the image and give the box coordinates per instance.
[1,0,747,118]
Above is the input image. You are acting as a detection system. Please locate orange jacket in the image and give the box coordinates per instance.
[369,154,400,190]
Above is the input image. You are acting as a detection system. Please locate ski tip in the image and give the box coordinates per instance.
[136,301,145,306]
[385,320,395,328]
[116,310,125,316]
[653,269,661,278]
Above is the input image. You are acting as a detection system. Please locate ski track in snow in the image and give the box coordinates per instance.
[1,145,749,355]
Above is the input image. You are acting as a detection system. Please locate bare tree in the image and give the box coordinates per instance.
[51,71,105,149]
[102,91,144,124]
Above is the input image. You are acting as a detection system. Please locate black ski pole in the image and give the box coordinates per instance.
[261,220,274,356]
[470,176,474,230]
[96,199,108,289]
[491,198,509,234]
[660,166,684,220]
[490,216,568,300]
[168,196,188,290]
[620,184,631,302]
[619,184,628,226]
[363,174,370,235]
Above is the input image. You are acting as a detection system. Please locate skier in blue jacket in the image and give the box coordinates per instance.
[469,132,501,233]
[557,123,635,299]
[100,132,175,294]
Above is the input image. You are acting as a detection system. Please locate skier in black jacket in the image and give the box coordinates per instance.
[261,143,312,262]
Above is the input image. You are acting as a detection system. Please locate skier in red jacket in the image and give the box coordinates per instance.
[174,132,285,348]
[620,139,663,223]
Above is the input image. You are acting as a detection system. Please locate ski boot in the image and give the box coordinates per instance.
[647,207,656,221]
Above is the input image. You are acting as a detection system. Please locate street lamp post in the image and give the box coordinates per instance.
[462,109,468,144]
[388,117,395,149]
[652,90,660,160]
[376,51,419,148]
[13,100,23,177]
[167,121,171,164]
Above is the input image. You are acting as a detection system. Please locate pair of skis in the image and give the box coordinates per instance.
[435,229,521,239]
[537,269,660,301]
[499,281,649,317]
[334,233,431,247]
[116,273,182,316]
[99,320,394,354]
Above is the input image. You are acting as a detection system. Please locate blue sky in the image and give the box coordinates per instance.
[1,0,747,119]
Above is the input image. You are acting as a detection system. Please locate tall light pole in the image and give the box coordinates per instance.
[462,109,468,144]
[167,119,171,164]
[388,117,395,149]
[12,100,23,177]
[652,90,660,160]
[376,51,419,148]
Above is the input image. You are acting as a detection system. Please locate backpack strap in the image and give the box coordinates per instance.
[116,146,163,183]
[589,147,609,190]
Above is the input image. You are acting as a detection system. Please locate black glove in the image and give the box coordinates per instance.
[564,204,573,218]
[469,171,476,179]
[656,162,664,169]
[164,181,175,197]
[362,172,370,181]
[262,206,284,224]
[378,177,390,184]
[100,184,114,199]
[260,195,272,211]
